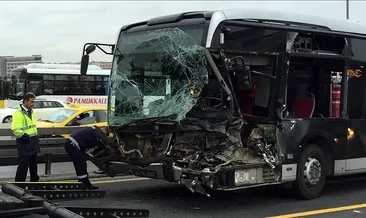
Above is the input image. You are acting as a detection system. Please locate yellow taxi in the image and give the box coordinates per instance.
[36,105,108,138]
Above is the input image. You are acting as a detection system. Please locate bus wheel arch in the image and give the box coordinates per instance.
[293,143,327,199]
[303,136,334,176]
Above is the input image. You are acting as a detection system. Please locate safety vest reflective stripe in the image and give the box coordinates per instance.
[69,137,81,150]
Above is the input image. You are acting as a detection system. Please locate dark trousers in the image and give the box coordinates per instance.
[15,155,39,182]
[64,140,89,181]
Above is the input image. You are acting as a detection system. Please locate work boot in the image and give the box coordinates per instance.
[78,178,99,190]
[86,179,99,190]
[80,182,99,190]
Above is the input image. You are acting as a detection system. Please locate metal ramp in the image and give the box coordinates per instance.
[0,182,149,218]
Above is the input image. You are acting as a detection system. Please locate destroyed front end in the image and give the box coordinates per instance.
[86,25,284,196]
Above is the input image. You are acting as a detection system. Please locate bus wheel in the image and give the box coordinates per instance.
[3,116,12,123]
[293,144,326,200]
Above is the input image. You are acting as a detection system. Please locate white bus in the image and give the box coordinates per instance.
[6,63,110,107]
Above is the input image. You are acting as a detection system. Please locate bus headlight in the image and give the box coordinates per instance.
[234,170,250,185]
[234,169,263,186]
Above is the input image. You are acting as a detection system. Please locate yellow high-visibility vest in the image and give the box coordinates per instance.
[11,105,38,138]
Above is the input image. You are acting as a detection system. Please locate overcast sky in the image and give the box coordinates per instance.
[0,1,365,63]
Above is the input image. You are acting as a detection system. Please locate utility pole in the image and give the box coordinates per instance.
[346,0,349,19]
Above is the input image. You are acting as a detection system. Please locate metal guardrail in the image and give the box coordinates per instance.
[0,126,96,175]
[0,125,88,137]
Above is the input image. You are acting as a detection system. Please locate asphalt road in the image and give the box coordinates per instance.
[15,174,366,218]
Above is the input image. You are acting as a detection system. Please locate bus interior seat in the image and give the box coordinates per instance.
[292,93,315,118]
[240,80,258,115]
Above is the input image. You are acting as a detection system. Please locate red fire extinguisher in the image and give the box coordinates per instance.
[331,80,341,118]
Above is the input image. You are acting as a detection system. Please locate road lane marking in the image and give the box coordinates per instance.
[269,204,366,218]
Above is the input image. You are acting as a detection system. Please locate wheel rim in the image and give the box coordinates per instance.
[3,117,12,123]
[304,156,322,186]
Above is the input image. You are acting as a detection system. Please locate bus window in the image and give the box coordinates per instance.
[212,23,287,52]
[286,57,346,119]
[80,75,95,81]
[26,80,42,96]
[104,77,109,95]
[349,38,366,62]
[42,75,55,94]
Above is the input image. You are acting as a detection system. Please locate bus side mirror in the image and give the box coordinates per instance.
[81,55,89,76]
[80,45,96,75]
[234,65,253,91]
[224,56,253,91]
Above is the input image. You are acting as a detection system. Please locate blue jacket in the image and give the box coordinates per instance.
[69,126,114,151]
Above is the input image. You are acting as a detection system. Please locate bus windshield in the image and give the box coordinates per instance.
[108,26,210,126]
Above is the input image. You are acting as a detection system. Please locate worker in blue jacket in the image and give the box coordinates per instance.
[64,126,115,189]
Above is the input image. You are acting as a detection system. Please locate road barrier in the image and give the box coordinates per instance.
[0,126,99,175]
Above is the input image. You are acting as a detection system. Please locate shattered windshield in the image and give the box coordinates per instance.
[108,27,209,126]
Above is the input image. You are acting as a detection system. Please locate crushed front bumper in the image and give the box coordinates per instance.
[108,162,182,182]
[106,161,281,193]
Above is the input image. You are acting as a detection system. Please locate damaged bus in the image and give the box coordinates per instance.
[80,9,366,199]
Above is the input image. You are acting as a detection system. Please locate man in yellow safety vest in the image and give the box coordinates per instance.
[11,92,40,182]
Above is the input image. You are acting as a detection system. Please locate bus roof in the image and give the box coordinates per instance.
[121,9,366,47]
[207,9,366,47]
[218,9,366,35]
[11,63,110,76]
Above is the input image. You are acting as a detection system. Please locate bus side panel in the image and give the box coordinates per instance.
[344,119,366,172]
[277,119,348,174]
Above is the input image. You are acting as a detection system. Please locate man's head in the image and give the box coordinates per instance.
[22,92,36,110]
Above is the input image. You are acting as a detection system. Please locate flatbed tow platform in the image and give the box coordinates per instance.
[0,182,149,218]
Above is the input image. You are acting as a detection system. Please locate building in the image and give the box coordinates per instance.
[0,55,42,76]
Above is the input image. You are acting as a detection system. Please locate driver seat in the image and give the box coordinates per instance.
[292,93,315,119]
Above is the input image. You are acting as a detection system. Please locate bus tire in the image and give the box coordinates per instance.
[3,116,12,123]
[293,144,326,200]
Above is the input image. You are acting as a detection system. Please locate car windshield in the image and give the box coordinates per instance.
[47,108,77,123]
[108,26,209,126]
[10,104,19,109]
